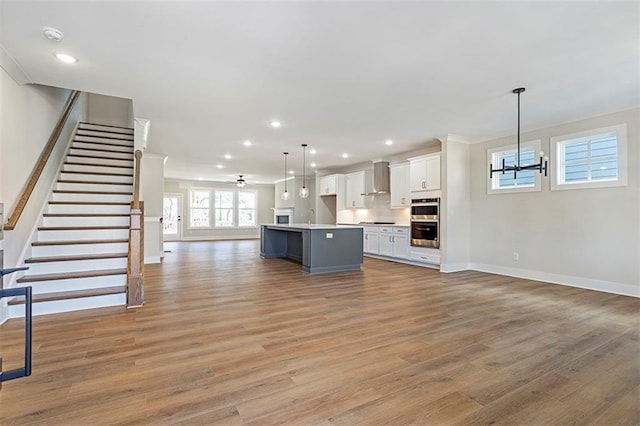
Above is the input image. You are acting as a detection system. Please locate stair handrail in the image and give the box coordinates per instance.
[4,90,81,231]
[127,150,144,307]
[132,150,142,209]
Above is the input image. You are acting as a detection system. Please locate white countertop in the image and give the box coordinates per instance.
[263,223,364,230]
[337,223,410,227]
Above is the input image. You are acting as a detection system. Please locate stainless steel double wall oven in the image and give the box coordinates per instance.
[410,198,439,248]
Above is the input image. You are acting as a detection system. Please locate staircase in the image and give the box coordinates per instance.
[8,122,135,317]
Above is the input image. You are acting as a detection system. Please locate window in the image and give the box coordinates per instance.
[188,188,258,228]
[238,191,257,227]
[214,190,235,227]
[551,124,627,191]
[487,140,542,194]
[190,189,210,227]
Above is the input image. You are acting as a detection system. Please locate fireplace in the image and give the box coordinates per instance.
[273,208,294,224]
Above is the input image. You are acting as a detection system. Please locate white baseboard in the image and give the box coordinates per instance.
[178,236,260,242]
[469,263,639,298]
[440,263,471,273]
[144,256,161,264]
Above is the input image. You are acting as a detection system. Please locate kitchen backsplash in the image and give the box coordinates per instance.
[336,194,410,225]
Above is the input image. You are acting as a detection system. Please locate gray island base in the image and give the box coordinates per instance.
[260,224,364,274]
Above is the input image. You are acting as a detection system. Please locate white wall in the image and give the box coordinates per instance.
[164,179,275,240]
[441,136,471,272]
[141,153,166,263]
[469,108,639,296]
[87,93,133,128]
[0,67,87,322]
[274,177,316,223]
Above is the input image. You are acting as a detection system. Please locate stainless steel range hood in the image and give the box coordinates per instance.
[361,161,390,195]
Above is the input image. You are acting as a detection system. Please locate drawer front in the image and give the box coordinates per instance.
[393,227,409,235]
[410,251,440,265]
[379,226,393,233]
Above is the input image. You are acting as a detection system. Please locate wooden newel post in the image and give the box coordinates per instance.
[127,150,144,307]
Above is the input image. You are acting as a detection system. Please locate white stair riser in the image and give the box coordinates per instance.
[42,216,130,227]
[38,228,129,242]
[52,192,132,203]
[79,123,134,134]
[47,203,130,214]
[75,135,133,146]
[26,257,127,275]
[59,172,133,184]
[72,141,133,154]
[69,148,133,160]
[8,293,126,318]
[32,242,129,257]
[77,129,134,139]
[63,163,134,175]
[66,156,133,167]
[56,182,133,192]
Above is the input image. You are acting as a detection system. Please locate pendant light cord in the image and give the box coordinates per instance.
[283,152,288,191]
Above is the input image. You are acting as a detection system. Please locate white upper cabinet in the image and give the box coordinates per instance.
[390,163,410,208]
[319,174,339,196]
[410,153,441,192]
[346,171,366,208]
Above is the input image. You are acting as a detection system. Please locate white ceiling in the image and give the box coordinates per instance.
[1,1,638,184]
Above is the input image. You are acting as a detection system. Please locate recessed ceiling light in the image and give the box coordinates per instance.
[341,153,349,159]
[224,154,231,159]
[385,139,393,146]
[289,170,294,175]
[243,140,252,147]
[55,53,78,63]
[216,164,223,169]
[198,177,203,181]
[309,149,317,155]
[270,121,281,128]
[43,27,64,41]
[310,162,317,168]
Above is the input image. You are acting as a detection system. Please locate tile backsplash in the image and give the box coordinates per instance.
[336,194,410,225]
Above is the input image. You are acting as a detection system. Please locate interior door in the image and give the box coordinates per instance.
[163,194,182,241]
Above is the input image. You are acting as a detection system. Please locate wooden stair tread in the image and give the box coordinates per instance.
[17,268,127,283]
[53,189,133,195]
[67,153,133,160]
[25,253,128,263]
[57,180,133,186]
[80,122,134,132]
[65,161,133,169]
[60,170,133,177]
[32,239,129,246]
[8,286,126,305]
[43,213,130,217]
[38,225,129,231]
[71,140,133,150]
[49,201,130,205]
[73,139,134,149]
[69,146,134,155]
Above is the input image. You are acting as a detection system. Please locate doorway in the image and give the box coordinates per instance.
[163,194,183,241]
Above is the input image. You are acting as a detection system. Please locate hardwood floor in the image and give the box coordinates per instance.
[1,240,638,425]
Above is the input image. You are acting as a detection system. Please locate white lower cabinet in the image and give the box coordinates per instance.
[364,227,379,254]
[392,228,409,259]
[379,227,394,257]
[363,226,409,260]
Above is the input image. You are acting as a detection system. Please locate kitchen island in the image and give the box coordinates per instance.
[260,224,363,274]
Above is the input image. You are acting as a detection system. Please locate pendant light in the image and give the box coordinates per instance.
[490,87,548,179]
[281,152,290,200]
[298,143,309,198]
[236,175,246,187]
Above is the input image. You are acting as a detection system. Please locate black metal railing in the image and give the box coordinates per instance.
[1,268,32,385]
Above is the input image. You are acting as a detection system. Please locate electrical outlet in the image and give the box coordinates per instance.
[326,233,333,239]
[512,252,519,261]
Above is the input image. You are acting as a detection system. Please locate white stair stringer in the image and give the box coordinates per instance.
[9,122,136,318]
